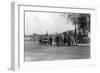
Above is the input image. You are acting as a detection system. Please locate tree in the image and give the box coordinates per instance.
[78,14,90,35]
[67,13,80,45]
[62,13,90,44]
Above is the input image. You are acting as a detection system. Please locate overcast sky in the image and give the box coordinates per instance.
[25,12,75,35]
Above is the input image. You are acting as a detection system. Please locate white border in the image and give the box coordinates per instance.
[11,2,97,71]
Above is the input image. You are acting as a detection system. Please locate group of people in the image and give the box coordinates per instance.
[39,33,75,46]
[54,34,74,46]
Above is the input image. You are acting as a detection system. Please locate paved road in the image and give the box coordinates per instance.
[24,41,90,61]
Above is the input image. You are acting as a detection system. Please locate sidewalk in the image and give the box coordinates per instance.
[77,43,90,46]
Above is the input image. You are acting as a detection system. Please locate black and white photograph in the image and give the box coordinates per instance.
[24,11,90,62]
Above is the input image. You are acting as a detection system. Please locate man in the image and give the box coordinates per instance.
[49,35,53,46]
[39,35,42,45]
[67,34,74,46]
[67,34,71,46]
[63,35,67,46]
[78,32,82,43]
[55,34,60,46]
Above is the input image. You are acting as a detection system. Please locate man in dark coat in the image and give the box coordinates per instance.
[49,35,53,46]
[55,34,60,46]
[63,36,67,46]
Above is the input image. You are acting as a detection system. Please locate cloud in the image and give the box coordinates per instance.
[25,12,75,35]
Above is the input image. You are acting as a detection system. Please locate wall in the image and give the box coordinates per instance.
[0,0,100,73]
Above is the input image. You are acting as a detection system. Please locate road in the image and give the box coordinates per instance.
[24,41,90,61]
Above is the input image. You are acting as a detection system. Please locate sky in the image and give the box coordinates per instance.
[25,12,75,35]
